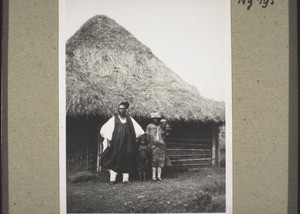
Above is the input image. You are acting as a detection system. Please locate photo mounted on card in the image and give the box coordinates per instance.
[59,0,232,213]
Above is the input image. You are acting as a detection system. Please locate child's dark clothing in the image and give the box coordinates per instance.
[136,145,150,171]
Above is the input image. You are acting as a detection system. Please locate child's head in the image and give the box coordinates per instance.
[160,119,167,128]
[140,138,147,145]
[138,134,148,146]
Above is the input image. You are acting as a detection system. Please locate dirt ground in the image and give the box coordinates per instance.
[67,167,226,213]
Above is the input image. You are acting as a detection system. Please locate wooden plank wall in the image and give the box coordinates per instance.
[166,137,212,167]
[66,119,222,172]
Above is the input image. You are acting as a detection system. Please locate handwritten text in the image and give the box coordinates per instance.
[238,0,275,10]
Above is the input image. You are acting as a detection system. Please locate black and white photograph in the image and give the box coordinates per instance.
[59,0,232,213]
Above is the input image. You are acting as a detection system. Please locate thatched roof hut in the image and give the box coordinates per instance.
[66,15,225,172]
[66,15,225,123]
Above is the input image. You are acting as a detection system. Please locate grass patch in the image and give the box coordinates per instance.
[67,167,225,213]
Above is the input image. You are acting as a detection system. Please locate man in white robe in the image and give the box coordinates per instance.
[100,102,144,183]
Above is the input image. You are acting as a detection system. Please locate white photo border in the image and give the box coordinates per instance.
[59,1,233,213]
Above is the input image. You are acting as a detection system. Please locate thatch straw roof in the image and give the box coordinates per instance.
[66,15,225,123]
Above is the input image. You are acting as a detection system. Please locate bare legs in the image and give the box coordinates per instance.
[138,170,146,181]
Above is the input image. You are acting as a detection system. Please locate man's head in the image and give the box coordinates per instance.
[118,102,129,116]
[150,112,162,125]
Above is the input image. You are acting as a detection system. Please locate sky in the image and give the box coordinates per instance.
[63,0,231,101]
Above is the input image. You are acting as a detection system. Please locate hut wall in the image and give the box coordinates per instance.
[66,117,224,173]
[165,122,217,168]
[66,117,103,173]
[211,127,219,166]
[218,125,226,167]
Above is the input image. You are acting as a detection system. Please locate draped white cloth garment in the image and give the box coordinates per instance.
[100,115,144,151]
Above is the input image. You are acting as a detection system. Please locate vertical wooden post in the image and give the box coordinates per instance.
[96,140,101,172]
[100,141,103,172]
[96,129,103,173]
[211,126,220,166]
[212,129,217,166]
[217,128,221,167]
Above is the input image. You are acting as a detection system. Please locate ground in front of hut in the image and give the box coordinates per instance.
[67,167,226,213]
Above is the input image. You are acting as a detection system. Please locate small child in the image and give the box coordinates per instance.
[136,134,151,181]
[160,119,172,140]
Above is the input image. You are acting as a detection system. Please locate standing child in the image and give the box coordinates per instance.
[146,112,171,181]
[136,134,151,181]
[160,119,172,140]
